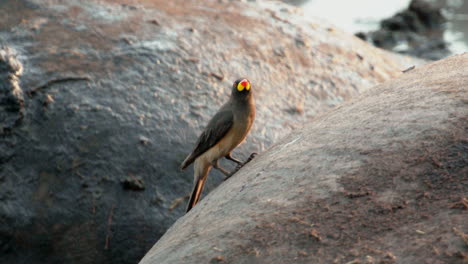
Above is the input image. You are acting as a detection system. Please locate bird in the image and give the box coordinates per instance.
[180,78,256,212]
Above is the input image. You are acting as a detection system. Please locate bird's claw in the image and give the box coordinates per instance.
[246,152,258,163]
[235,152,258,171]
[224,152,258,181]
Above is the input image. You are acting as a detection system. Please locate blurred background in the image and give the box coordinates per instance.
[289,0,468,59]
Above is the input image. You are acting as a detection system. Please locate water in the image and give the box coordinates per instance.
[443,0,468,54]
[298,0,468,55]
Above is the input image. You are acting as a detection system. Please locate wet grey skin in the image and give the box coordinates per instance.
[180,78,256,212]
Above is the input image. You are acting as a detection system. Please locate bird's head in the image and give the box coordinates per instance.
[231,78,252,99]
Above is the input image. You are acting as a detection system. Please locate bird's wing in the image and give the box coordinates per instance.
[180,109,234,169]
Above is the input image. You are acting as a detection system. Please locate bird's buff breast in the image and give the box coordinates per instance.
[197,121,251,166]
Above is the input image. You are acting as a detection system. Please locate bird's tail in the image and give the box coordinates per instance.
[180,153,196,171]
[186,162,210,212]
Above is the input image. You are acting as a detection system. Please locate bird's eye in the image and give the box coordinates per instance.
[237,79,250,92]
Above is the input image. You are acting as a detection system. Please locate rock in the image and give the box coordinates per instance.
[409,0,445,28]
[121,175,145,191]
[140,54,468,264]
[0,0,422,263]
[356,0,449,60]
[0,47,24,134]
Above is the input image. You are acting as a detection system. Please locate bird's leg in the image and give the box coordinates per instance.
[212,160,231,177]
[232,152,258,174]
[220,153,259,181]
[225,153,242,165]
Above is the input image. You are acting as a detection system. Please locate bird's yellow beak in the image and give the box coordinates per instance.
[237,79,251,92]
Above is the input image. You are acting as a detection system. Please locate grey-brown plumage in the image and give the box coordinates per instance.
[181,78,256,212]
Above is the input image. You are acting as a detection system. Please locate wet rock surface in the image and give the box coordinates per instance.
[0,0,422,263]
[141,54,468,264]
[356,0,450,60]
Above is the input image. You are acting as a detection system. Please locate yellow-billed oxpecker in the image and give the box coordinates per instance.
[180,78,256,212]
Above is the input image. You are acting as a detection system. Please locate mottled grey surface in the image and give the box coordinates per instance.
[141,54,467,264]
[0,0,422,263]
